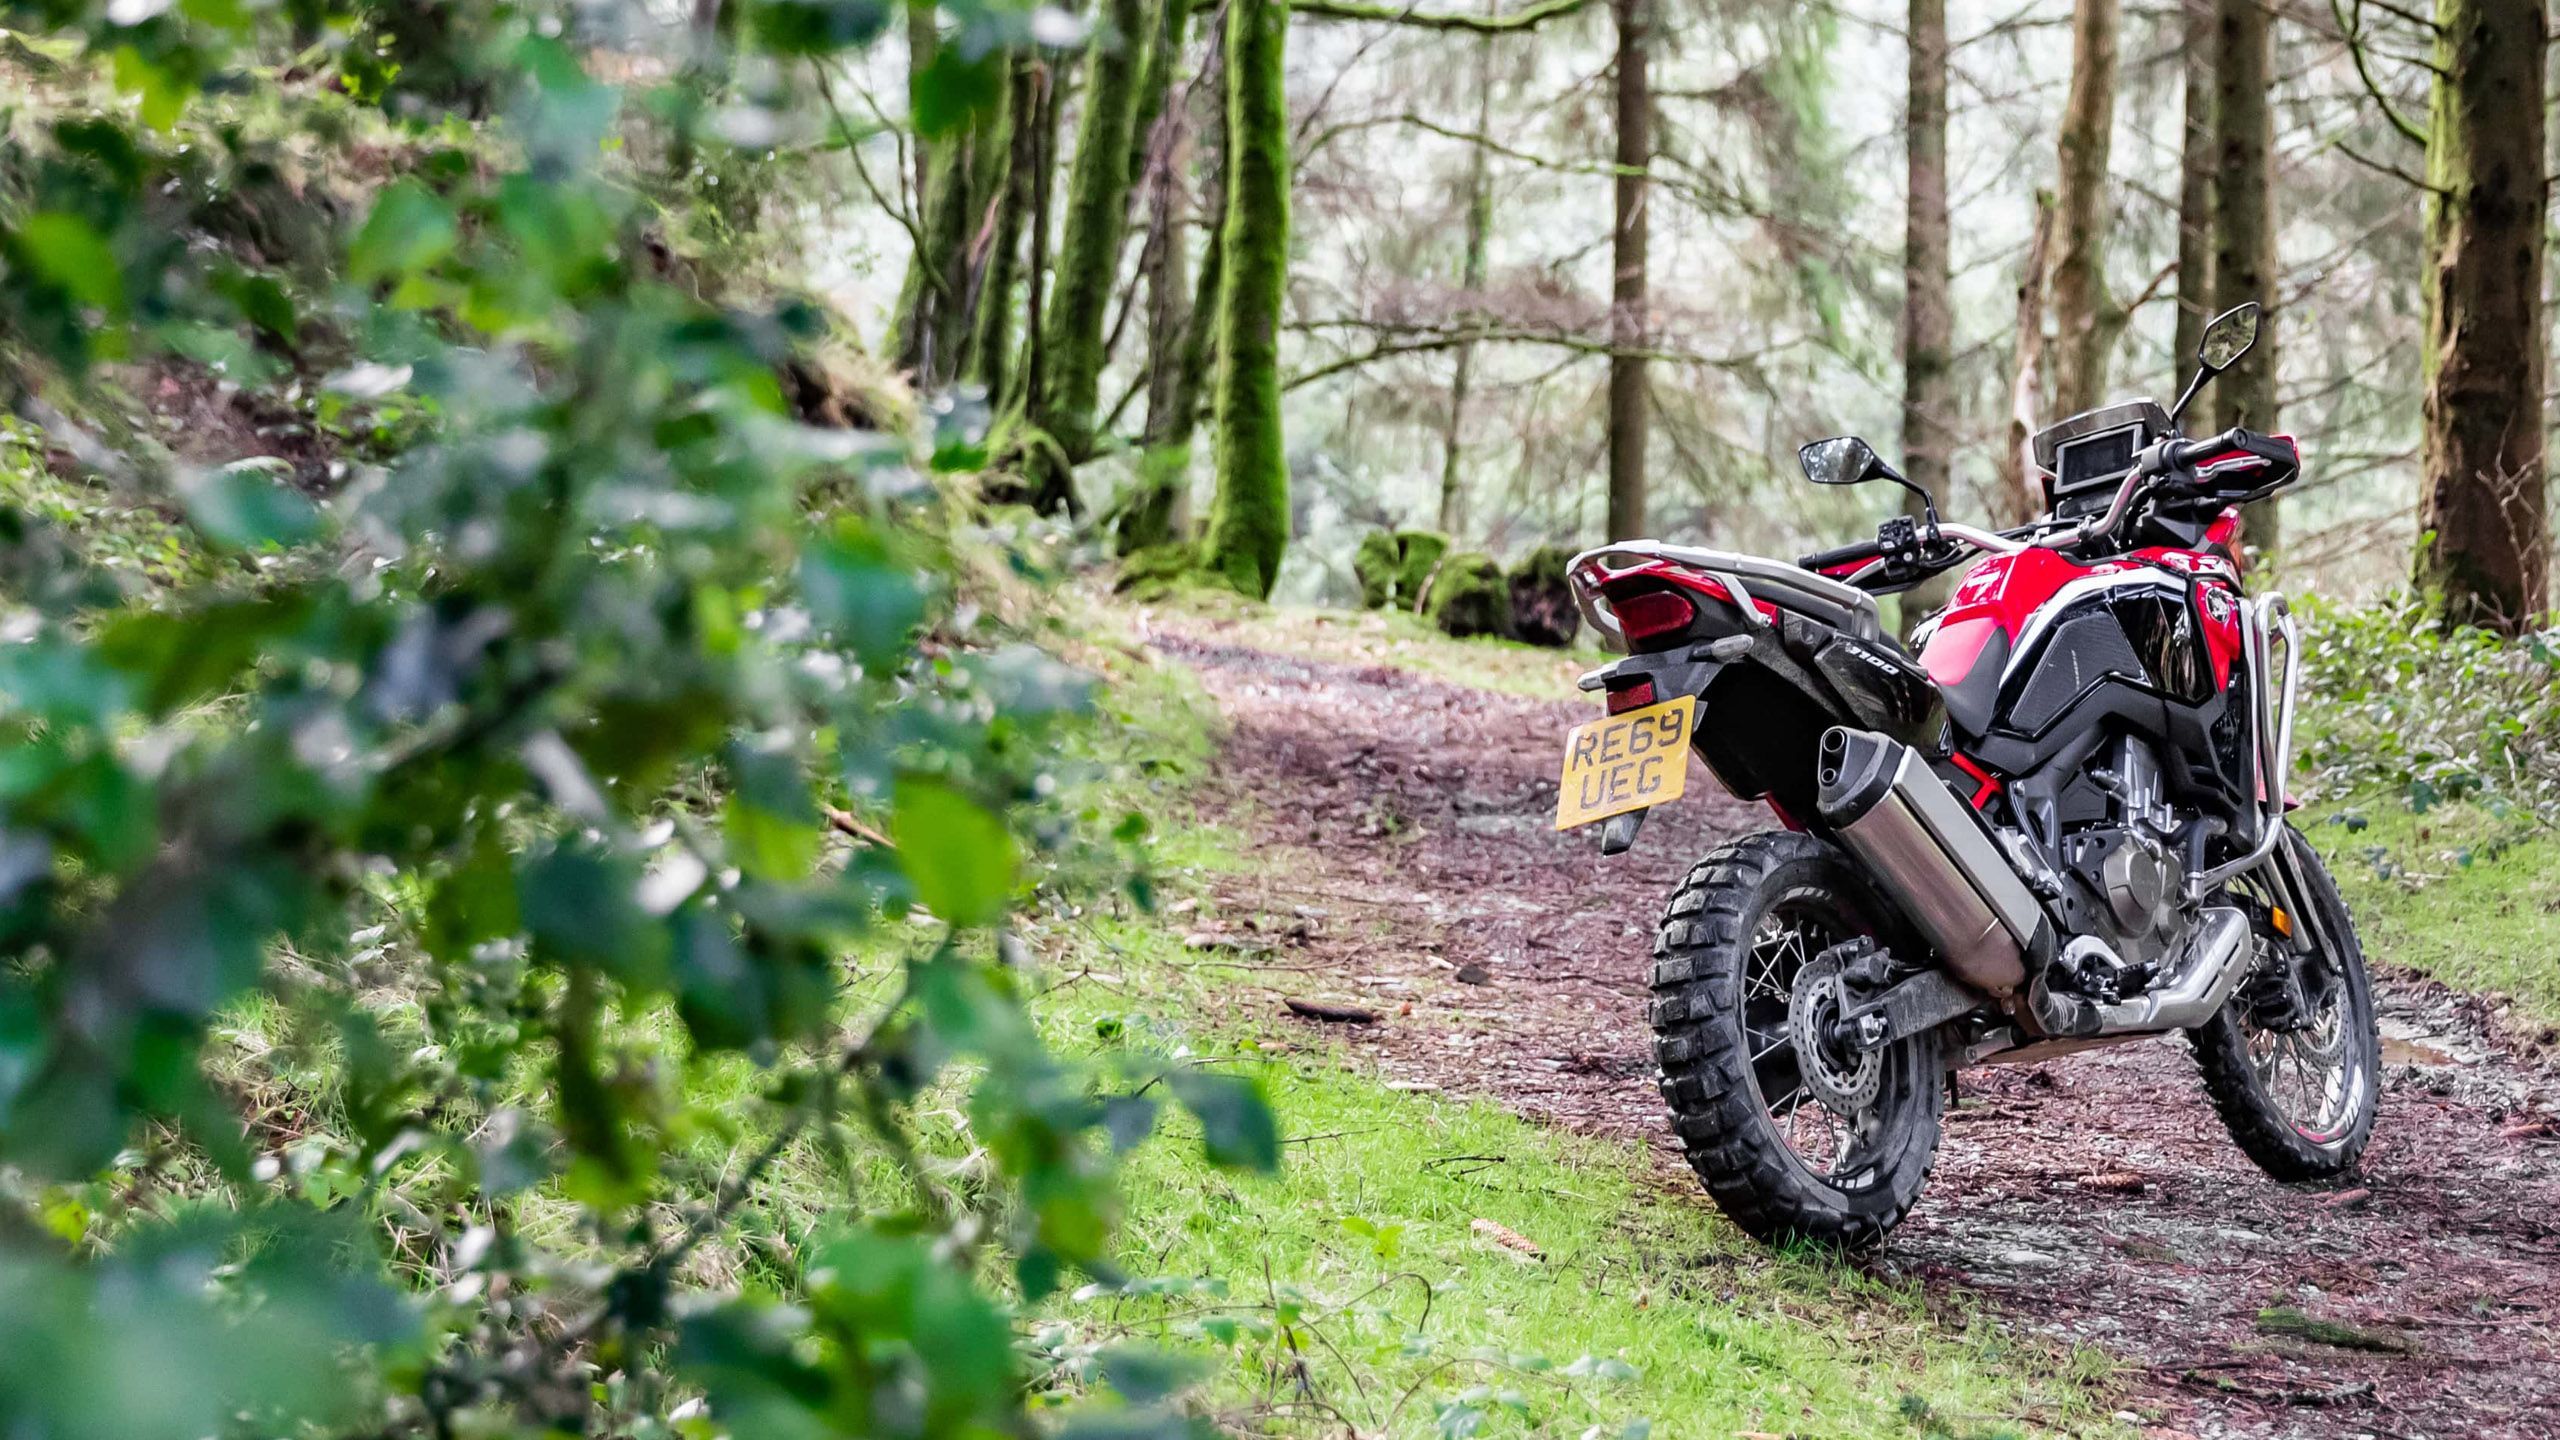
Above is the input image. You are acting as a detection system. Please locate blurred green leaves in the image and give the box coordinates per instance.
[0,3,1275,1438]
[893,777,1018,925]
[0,1213,415,1440]
[14,212,125,314]
[348,180,458,287]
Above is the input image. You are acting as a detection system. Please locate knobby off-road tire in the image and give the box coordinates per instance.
[1649,830,1943,1247]
[2191,827,2381,1180]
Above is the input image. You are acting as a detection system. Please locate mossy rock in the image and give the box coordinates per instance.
[1421,550,1513,639]
[1390,529,1450,611]
[1507,544,1579,648]
[1352,530,1401,609]
[1114,540,1203,600]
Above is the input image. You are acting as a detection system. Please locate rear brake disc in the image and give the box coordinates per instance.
[1789,954,1883,1114]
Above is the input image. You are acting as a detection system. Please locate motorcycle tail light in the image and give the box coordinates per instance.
[1605,679,1657,714]
[1612,589,1697,648]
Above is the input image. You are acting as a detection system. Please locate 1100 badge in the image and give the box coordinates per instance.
[1554,695,1697,829]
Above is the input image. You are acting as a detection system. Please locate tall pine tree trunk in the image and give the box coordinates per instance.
[2211,0,2279,559]
[2172,0,2217,370]
[1022,0,1150,513]
[1900,0,1955,630]
[2047,0,2120,418]
[1200,0,1291,597]
[2415,0,2548,632]
[1438,26,1496,537]
[1605,0,1651,542]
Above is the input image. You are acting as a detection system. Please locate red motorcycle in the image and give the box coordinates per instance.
[1557,304,2377,1245]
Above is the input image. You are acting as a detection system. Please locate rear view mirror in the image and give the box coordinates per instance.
[2197,302,2260,372]
[1799,436,1885,488]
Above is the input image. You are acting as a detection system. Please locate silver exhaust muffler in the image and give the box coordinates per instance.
[1816,729,2050,996]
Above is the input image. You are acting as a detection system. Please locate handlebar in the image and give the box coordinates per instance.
[1797,538,1884,570]
[1796,425,2280,588]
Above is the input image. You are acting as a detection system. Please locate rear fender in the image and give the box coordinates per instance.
[1580,629,1861,847]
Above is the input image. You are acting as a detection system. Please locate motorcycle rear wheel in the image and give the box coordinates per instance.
[1649,830,1943,1247]
[2191,827,2380,1180]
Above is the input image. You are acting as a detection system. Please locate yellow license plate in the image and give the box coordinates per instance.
[1555,695,1697,830]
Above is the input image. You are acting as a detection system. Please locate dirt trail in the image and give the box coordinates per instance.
[1146,613,2560,1440]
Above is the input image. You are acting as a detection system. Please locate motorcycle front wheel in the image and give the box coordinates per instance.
[2191,826,2381,1181]
[1649,830,1943,1247]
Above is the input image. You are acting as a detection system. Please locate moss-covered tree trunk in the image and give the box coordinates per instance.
[891,134,977,384]
[1199,0,1291,597]
[1437,24,1496,538]
[1125,0,1193,197]
[1604,0,1650,542]
[2416,0,2548,632]
[1021,0,1151,514]
[1020,63,1063,413]
[971,57,1042,404]
[2047,0,2119,418]
[2172,0,2216,371]
[1899,0,1955,630]
[1114,0,1204,555]
[1172,80,1227,436]
[2210,0,2279,559]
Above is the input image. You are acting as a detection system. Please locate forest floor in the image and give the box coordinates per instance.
[1127,597,2560,1440]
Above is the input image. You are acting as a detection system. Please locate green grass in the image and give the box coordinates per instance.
[1112,583,1613,701]
[181,598,2121,1436]
[1000,632,2123,1438]
[2300,797,2560,1029]
[1028,915,2122,1440]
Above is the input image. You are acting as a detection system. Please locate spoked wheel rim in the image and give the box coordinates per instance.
[2240,931,2371,1146]
[1736,893,1890,1190]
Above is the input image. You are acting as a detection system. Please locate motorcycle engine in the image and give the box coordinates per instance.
[2047,735,2190,980]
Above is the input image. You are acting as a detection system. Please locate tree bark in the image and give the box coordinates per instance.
[1996,192,2057,527]
[892,131,978,384]
[2172,0,2217,372]
[1022,0,1152,513]
[2415,0,2548,632]
[1201,0,1292,597]
[2211,0,2279,559]
[971,57,1042,404]
[1020,64,1062,415]
[1125,0,1193,196]
[1899,0,1955,630]
[1605,0,1650,542]
[1114,0,1206,555]
[1438,23,1497,538]
[2047,0,2121,418]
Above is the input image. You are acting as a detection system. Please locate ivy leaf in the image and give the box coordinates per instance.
[349,181,458,286]
[753,0,896,55]
[1094,1346,1207,1406]
[15,212,125,314]
[178,459,321,551]
[109,44,193,130]
[802,529,925,671]
[890,779,1016,927]
[1166,1069,1279,1172]
[911,46,1002,139]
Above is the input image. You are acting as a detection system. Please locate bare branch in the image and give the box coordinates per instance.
[1288,0,1594,33]
[1281,323,1794,391]
[2330,0,2430,147]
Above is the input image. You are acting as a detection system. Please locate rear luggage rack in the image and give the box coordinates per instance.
[1568,541,1886,648]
